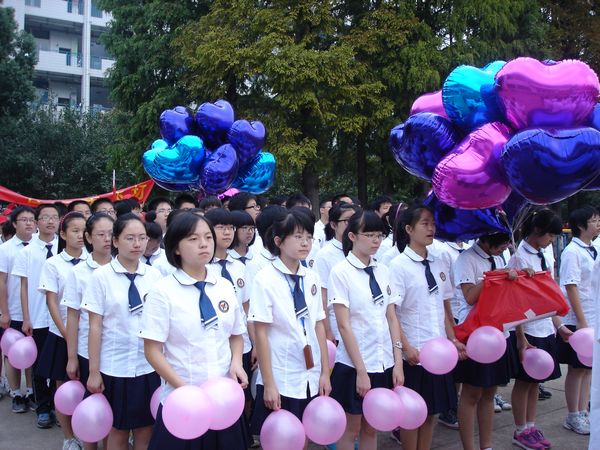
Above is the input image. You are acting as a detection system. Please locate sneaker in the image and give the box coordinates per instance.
[250,436,261,448]
[563,413,590,435]
[26,393,37,411]
[62,438,82,450]
[512,428,545,449]
[495,394,512,411]
[494,401,502,413]
[391,427,402,444]
[538,384,552,400]
[36,412,54,429]
[529,427,552,448]
[438,409,459,429]
[11,395,27,413]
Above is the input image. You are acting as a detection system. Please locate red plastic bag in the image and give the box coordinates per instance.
[454,270,569,343]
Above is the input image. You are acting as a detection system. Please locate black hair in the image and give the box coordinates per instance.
[90,198,114,214]
[67,200,90,213]
[147,196,173,212]
[319,198,332,208]
[164,212,216,269]
[10,205,36,223]
[324,202,359,241]
[267,208,315,256]
[58,212,86,253]
[332,193,352,205]
[520,208,563,239]
[255,205,287,241]
[175,193,198,209]
[269,194,288,207]
[257,196,269,210]
[230,210,256,249]
[204,208,234,226]
[478,232,511,248]
[286,192,311,209]
[145,220,163,241]
[369,195,393,212]
[569,205,599,238]
[35,203,59,220]
[112,213,145,256]
[114,199,134,217]
[393,205,433,253]
[198,196,223,211]
[383,202,408,239]
[2,221,15,240]
[343,209,385,255]
[165,208,189,228]
[84,212,115,252]
[54,201,68,217]
[228,192,257,212]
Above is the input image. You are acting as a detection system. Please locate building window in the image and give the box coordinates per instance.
[90,56,102,70]
[91,0,102,18]
[57,97,71,107]
[25,0,41,6]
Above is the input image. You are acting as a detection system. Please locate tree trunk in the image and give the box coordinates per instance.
[302,159,320,217]
[356,134,367,207]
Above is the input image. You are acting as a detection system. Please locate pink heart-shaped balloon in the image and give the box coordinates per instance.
[432,122,512,209]
[495,58,600,130]
[410,90,448,118]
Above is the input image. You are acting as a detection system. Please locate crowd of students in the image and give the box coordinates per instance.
[0,191,598,450]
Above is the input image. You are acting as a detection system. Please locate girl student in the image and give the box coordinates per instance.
[557,206,600,435]
[327,210,404,450]
[507,208,565,449]
[228,210,256,265]
[248,208,331,440]
[83,213,161,450]
[37,212,88,450]
[140,212,248,450]
[314,202,359,343]
[63,213,114,450]
[140,218,163,266]
[388,205,458,450]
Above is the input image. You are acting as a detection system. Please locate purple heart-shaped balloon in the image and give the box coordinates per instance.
[200,144,239,195]
[410,90,448,118]
[228,120,266,167]
[195,100,235,149]
[432,122,513,209]
[159,106,195,145]
[495,58,600,130]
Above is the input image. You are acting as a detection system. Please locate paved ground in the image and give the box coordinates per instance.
[0,366,590,449]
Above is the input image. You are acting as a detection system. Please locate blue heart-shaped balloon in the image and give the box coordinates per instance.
[200,143,239,194]
[228,120,266,167]
[232,151,276,194]
[143,135,206,191]
[195,100,235,149]
[442,60,505,130]
[159,106,195,145]
[502,127,600,204]
[389,113,459,181]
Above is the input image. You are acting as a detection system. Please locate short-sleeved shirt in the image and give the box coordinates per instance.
[313,220,326,250]
[328,252,394,372]
[140,268,245,404]
[314,239,345,340]
[435,240,470,319]
[248,257,325,399]
[0,236,32,320]
[151,252,176,278]
[245,246,275,284]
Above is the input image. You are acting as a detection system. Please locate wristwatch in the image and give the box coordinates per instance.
[393,340,403,350]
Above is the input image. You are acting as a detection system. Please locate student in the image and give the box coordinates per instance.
[332,193,353,206]
[328,210,404,450]
[268,194,287,208]
[369,195,393,219]
[149,210,191,278]
[198,196,223,214]
[141,212,248,450]
[248,208,331,436]
[0,206,36,413]
[228,210,256,265]
[389,205,458,450]
[174,193,198,210]
[38,212,88,450]
[90,198,116,218]
[141,220,163,266]
[314,199,332,250]
[83,214,161,450]
[12,203,60,428]
[229,193,262,251]
[557,206,600,435]
[67,200,92,219]
[286,192,312,210]
[147,197,174,235]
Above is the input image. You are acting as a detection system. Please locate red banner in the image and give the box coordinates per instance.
[0,180,155,208]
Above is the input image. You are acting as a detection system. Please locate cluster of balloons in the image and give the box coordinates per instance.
[362,387,428,432]
[0,328,37,370]
[391,57,600,237]
[143,100,276,196]
[570,327,594,367]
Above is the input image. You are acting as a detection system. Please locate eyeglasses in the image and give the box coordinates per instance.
[358,232,384,241]
[16,218,36,224]
[239,226,256,233]
[156,208,172,215]
[97,208,116,216]
[336,219,349,224]
[214,225,236,232]
[38,215,60,222]
[123,235,149,243]
[244,204,261,211]
[289,234,314,244]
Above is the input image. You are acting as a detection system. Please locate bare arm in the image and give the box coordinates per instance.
[144,339,186,388]
[565,284,588,328]
[46,291,66,338]
[0,271,9,328]
[20,277,32,336]
[385,304,405,386]
[229,334,248,388]
[86,311,104,393]
[65,307,80,380]
[253,321,280,410]
[321,288,335,342]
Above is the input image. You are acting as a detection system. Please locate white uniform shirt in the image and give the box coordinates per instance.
[39,250,88,337]
[379,245,400,266]
[140,269,246,404]
[228,248,254,265]
[11,235,59,329]
[314,239,345,340]
[151,252,176,278]
[140,247,164,267]
[328,252,394,372]
[0,236,32,320]
[314,220,326,249]
[390,247,452,352]
[82,258,159,377]
[245,246,275,283]
[560,237,599,327]
[374,234,393,262]
[248,258,325,399]
[436,241,471,319]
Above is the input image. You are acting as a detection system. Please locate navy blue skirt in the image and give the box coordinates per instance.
[77,355,90,388]
[101,371,160,430]
[330,363,393,415]
[250,384,315,435]
[557,325,591,369]
[242,350,254,403]
[36,332,68,381]
[513,334,562,383]
[149,404,249,450]
[403,362,457,415]
[453,336,518,388]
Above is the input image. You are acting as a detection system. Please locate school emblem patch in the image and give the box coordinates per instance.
[387,285,391,296]
[218,300,229,313]
[440,272,446,282]
[309,259,314,268]
[311,284,317,296]
[237,278,245,288]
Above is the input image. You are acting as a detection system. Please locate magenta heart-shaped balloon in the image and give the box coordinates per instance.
[195,100,235,149]
[495,58,600,130]
[432,122,513,209]
[410,90,448,118]
[227,120,266,167]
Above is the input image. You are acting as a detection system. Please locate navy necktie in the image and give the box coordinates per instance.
[70,258,81,266]
[145,256,152,266]
[300,260,308,267]
[289,274,308,318]
[218,260,233,284]
[421,259,439,294]
[238,256,248,265]
[363,266,383,304]
[45,244,53,259]
[537,251,548,271]
[124,273,143,312]
[458,248,464,253]
[588,246,598,261]
[488,256,496,271]
[22,242,29,247]
[193,281,218,329]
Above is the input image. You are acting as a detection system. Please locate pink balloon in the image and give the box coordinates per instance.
[0,328,24,354]
[260,409,306,450]
[363,388,403,432]
[201,376,245,430]
[162,385,212,440]
[522,348,554,380]
[7,336,37,369]
[578,353,593,367]
[393,386,428,429]
[302,396,346,445]
[150,386,162,420]
[55,380,86,415]
[466,326,506,364]
[326,340,336,369]
[569,327,594,359]
[432,122,513,209]
[410,90,449,119]
[72,393,113,443]
[419,337,458,375]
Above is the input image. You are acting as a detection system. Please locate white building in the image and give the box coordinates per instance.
[3,0,114,112]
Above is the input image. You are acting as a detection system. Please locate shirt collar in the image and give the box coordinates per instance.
[402,246,434,263]
[259,246,275,261]
[34,235,58,249]
[472,242,491,259]
[331,239,343,250]
[446,241,463,251]
[228,248,253,261]
[59,249,88,263]
[346,251,377,269]
[521,240,541,255]
[572,237,594,249]
[10,235,31,246]
[271,257,307,276]
[110,257,146,275]
[172,268,218,286]
[85,256,102,270]
[213,253,235,264]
